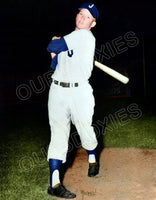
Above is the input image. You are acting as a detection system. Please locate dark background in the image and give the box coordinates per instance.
[0,0,156,134]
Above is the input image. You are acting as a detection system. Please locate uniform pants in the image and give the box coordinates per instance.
[47,81,97,163]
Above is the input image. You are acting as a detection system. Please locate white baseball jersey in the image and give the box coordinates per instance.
[52,29,95,82]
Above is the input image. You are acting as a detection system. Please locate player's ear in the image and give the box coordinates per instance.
[91,21,96,28]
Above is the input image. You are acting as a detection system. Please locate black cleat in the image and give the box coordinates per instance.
[47,184,76,199]
[88,162,99,177]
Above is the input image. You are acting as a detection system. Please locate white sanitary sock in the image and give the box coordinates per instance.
[51,170,60,187]
[88,154,96,163]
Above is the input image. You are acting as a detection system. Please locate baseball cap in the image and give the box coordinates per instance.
[78,2,99,19]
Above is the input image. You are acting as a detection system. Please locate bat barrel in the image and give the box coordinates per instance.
[94,61,129,84]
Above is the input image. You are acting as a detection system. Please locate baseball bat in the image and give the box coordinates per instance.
[94,60,129,84]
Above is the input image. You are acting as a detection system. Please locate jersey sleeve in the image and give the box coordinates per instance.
[47,38,68,53]
[50,55,58,70]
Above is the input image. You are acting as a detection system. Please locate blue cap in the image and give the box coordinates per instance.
[78,2,99,19]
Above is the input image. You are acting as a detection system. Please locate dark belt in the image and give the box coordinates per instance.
[52,79,78,87]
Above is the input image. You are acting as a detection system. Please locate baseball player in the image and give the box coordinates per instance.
[46,3,99,199]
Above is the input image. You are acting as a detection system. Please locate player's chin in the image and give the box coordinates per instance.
[75,22,83,28]
[76,24,86,30]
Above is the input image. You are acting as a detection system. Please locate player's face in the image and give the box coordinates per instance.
[75,9,96,30]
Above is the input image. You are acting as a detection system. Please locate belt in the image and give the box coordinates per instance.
[52,79,78,87]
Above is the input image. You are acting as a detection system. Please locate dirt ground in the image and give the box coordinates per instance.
[62,148,156,200]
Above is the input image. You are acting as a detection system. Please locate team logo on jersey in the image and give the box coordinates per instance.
[67,50,73,57]
[89,4,94,8]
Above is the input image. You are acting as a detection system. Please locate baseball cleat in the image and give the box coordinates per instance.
[88,162,99,177]
[47,184,76,199]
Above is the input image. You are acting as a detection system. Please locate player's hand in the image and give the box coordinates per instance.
[50,52,56,59]
[52,36,61,40]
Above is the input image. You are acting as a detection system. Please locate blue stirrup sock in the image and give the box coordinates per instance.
[49,159,62,188]
[86,149,96,163]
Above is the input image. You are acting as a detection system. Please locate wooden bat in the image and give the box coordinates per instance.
[94,61,129,84]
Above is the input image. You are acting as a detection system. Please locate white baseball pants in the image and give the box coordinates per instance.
[47,81,97,163]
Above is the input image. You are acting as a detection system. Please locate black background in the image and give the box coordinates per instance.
[0,0,156,124]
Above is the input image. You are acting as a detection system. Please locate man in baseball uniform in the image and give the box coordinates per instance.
[46,2,99,199]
